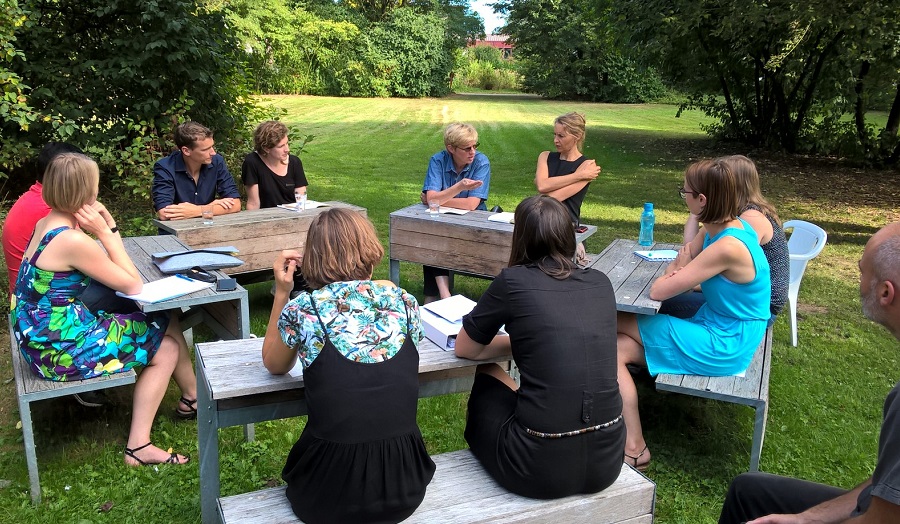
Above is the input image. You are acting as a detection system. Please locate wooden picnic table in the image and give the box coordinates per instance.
[122,235,250,340]
[388,203,596,285]
[586,238,679,315]
[152,202,367,283]
[195,336,512,524]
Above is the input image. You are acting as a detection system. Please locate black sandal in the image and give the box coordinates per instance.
[124,442,189,466]
[625,445,650,472]
[175,396,197,420]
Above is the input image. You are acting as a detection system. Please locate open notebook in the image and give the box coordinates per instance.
[633,249,678,262]
[277,200,329,211]
[116,275,212,304]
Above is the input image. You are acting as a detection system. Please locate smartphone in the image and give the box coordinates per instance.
[216,278,237,292]
[575,225,589,233]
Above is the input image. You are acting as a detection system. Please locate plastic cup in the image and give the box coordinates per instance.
[428,201,440,219]
[295,192,307,211]
[201,205,214,225]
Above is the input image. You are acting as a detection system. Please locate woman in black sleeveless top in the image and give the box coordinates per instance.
[262,208,435,523]
[455,195,625,499]
[534,112,602,265]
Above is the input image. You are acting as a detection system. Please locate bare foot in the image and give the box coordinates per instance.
[124,442,190,466]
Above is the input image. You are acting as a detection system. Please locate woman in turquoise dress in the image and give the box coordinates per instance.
[616,159,771,471]
[12,153,196,466]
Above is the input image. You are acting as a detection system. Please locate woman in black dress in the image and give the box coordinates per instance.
[262,208,435,523]
[455,195,625,499]
[242,120,309,209]
[534,112,602,265]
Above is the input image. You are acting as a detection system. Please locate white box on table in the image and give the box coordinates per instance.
[421,294,477,351]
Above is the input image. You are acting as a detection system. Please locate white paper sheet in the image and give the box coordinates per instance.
[277,200,329,211]
[116,275,212,304]
[439,207,468,215]
[422,294,477,323]
[487,211,515,224]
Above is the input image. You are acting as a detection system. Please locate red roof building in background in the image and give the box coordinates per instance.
[469,34,513,59]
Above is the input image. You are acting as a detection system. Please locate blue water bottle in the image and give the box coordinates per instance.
[639,202,655,247]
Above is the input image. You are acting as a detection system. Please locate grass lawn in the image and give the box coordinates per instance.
[0,93,899,523]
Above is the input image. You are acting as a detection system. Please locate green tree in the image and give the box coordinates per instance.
[494,0,665,102]
[613,0,900,162]
[7,0,261,194]
[371,7,454,97]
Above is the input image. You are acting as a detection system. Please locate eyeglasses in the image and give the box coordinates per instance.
[678,186,700,199]
[456,142,479,153]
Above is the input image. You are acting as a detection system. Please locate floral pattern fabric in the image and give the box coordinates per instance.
[278,280,423,369]
[12,227,168,381]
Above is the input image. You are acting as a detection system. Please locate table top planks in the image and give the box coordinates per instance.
[197,336,509,402]
[121,235,246,314]
[587,238,679,315]
[389,204,596,278]
[152,202,367,276]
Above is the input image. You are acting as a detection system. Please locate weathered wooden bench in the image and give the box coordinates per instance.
[8,315,137,504]
[655,326,774,471]
[218,449,656,523]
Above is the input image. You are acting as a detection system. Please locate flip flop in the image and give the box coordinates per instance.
[625,445,650,472]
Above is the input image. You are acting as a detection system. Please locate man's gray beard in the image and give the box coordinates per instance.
[862,283,887,327]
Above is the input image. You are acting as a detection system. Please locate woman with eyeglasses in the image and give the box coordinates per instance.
[420,122,491,302]
[615,159,771,471]
[534,112,602,266]
[660,155,788,325]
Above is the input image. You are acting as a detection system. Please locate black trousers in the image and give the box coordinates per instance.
[422,265,449,297]
[719,472,847,524]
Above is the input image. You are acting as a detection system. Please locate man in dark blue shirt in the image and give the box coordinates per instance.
[152,121,241,221]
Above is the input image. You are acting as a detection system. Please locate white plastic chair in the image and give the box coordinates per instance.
[783,220,827,347]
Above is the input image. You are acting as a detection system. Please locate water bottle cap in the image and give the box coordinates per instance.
[644,202,653,211]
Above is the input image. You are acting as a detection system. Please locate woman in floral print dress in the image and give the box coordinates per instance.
[262,208,435,523]
[12,153,196,466]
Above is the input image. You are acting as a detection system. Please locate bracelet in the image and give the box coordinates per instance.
[110,226,119,233]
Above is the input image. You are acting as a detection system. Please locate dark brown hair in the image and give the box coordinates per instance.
[508,195,576,279]
[301,208,384,289]
[685,159,740,224]
[174,121,213,149]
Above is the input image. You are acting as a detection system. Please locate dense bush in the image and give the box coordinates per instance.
[453,45,522,91]
[2,0,270,198]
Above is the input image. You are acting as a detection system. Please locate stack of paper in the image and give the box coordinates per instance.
[421,295,477,350]
[633,250,679,262]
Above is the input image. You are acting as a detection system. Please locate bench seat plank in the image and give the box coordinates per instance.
[655,327,773,470]
[218,450,655,524]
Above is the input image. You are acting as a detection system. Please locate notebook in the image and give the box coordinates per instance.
[633,249,679,262]
[116,275,213,304]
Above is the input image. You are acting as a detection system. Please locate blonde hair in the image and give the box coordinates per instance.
[443,123,478,148]
[301,208,384,289]
[42,153,99,213]
[253,120,289,154]
[554,112,586,149]
[721,155,780,225]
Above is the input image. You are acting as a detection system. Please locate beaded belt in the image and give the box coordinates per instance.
[523,414,623,439]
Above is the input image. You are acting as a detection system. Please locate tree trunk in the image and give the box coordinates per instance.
[854,60,871,153]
